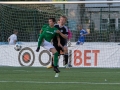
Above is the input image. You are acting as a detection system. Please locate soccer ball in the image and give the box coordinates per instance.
[14,44,22,51]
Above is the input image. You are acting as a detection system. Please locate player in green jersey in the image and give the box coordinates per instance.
[36,18,60,77]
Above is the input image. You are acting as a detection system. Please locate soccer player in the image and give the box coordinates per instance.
[57,19,60,24]
[36,18,60,77]
[8,30,18,45]
[47,16,70,68]
[76,25,89,45]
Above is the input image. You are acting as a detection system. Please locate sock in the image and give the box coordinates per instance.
[53,52,58,67]
[64,54,68,65]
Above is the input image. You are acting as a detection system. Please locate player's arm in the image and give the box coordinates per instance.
[38,33,44,47]
[38,30,43,37]
[39,24,48,35]
[83,30,89,36]
[57,35,64,51]
[37,25,46,46]
[7,37,10,42]
[59,26,68,39]
[40,30,43,34]
[14,40,17,44]
[36,24,48,52]
[57,35,62,47]
[36,31,44,52]
[56,30,68,39]
[57,36,60,44]
[60,32,68,39]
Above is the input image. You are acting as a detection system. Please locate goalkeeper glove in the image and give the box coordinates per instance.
[36,47,40,52]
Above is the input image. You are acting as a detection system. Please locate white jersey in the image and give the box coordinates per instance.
[8,34,17,45]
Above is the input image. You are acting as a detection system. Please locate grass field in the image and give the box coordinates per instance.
[0,67,120,90]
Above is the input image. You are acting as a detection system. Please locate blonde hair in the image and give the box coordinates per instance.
[60,15,67,21]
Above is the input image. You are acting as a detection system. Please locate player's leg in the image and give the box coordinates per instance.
[47,57,54,69]
[67,39,71,47]
[47,55,60,69]
[47,44,61,69]
[50,55,60,67]
[80,42,84,45]
[43,40,60,77]
[76,37,81,45]
[50,48,60,73]
[43,40,59,69]
[63,46,69,68]
[50,49,58,66]
[76,41,80,45]
[80,39,84,45]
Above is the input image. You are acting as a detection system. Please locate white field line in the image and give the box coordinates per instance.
[0,70,120,73]
[0,80,120,85]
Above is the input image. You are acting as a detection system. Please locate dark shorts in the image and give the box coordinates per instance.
[53,43,65,55]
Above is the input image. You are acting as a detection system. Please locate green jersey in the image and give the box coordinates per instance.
[42,25,58,42]
[39,24,48,36]
[38,25,58,47]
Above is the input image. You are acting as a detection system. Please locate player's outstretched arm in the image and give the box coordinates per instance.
[36,34,44,52]
[40,30,43,34]
[83,30,90,36]
[83,33,89,36]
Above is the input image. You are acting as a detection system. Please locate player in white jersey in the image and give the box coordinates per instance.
[8,30,18,45]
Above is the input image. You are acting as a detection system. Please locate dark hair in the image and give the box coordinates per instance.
[13,30,18,33]
[49,18,56,23]
[78,25,83,28]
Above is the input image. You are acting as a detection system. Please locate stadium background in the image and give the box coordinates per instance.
[0,1,120,90]
[0,0,120,43]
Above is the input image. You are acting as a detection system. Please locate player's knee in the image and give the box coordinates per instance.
[64,47,67,50]
[54,52,58,56]
[64,50,68,54]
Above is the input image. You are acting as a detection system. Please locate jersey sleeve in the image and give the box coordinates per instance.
[64,26,68,36]
[41,24,49,31]
[54,24,59,28]
[38,33,44,47]
[54,27,59,37]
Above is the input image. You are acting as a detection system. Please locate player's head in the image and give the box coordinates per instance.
[78,25,83,30]
[59,15,67,25]
[57,19,60,24]
[48,18,56,26]
[13,30,18,35]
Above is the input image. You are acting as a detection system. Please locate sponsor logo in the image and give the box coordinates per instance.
[18,47,100,67]
[46,31,54,34]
